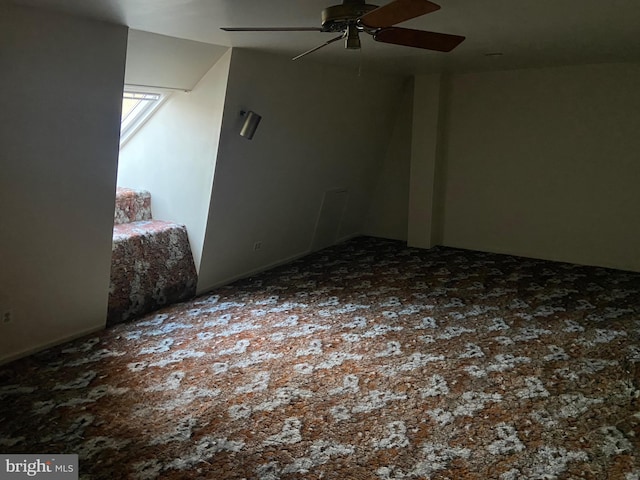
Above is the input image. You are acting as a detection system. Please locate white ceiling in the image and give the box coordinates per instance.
[10,0,640,74]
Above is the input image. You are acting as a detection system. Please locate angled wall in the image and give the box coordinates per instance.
[0,5,127,362]
[117,48,232,270]
[197,49,406,292]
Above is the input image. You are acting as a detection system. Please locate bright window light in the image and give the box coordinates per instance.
[120,88,169,147]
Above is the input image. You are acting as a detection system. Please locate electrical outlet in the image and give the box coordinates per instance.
[253,241,263,251]
[1,310,13,325]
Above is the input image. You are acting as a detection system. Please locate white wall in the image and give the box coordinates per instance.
[362,77,413,241]
[0,5,127,363]
[117,50,232,270]
[197,49,406,292]
[407,74,446,249]
[440,63,640,271]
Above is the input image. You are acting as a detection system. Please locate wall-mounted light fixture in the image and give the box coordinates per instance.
[240,110,262,140]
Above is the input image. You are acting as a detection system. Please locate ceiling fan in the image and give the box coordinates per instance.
[221,0,465,60]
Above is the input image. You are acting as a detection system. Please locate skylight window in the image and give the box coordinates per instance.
[120,88,169,147]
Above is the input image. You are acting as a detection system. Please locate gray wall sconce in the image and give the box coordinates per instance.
[240,110,262,140]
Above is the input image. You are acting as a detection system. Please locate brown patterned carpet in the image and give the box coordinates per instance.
[1,236,639,479]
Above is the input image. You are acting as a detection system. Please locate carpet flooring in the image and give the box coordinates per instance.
[1,237,640,479]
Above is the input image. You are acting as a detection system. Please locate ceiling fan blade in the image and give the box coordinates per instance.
[374,27,464,52]
[292,34,345,61]
[359,0,440,29]
[221,27,322,32]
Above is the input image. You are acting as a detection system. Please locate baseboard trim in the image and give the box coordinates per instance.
[196,249,312,295]
[0,324,105,366]
[196,234,363,295]
[334,233,359,245]
[441,240,640,274]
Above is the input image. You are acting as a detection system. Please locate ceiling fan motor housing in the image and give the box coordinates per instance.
[321,2,378,32]
[221,0,465,59]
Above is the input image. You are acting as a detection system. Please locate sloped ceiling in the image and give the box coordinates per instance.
[125,30,228,90]
[10,0,640,74]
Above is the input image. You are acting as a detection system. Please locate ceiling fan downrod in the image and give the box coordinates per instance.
[345,24,361,49]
